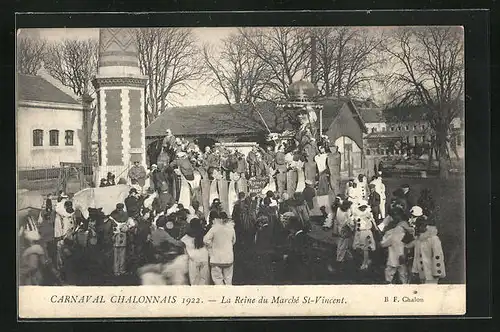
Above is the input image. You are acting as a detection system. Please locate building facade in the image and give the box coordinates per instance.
[360,106,464,159]
[16,71,88,169]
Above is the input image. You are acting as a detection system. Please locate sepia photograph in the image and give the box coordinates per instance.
[16,23,467,317]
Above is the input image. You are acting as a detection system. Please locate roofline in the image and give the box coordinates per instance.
[346,99,368,132]
[18,99,84,111]
[145,102,275,130]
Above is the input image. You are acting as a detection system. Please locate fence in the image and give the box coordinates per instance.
[17,165,95,194]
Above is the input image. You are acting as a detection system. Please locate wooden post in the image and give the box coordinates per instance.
[319,107,323,136]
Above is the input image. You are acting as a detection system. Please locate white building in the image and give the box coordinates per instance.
[16,69,88,169]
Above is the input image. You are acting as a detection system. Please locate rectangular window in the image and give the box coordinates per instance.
[33,129,43,146]
[49,130,59,146]
[406,136,410,143]
[421,125,426,130]
[397,126,401,131]
[413,125,417,130]
[65,130,74,146]
[405,125,409,131]
[390,127,394,132]
[414,136,418,145]
[422,136,426,142]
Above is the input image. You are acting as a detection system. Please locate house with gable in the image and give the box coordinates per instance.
[16,68,91,170]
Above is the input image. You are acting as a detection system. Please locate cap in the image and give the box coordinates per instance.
[151,164,158,169]
[305,180,313,185]
[60,192,68,198]
[410,206,423,217]
[401,184,410,188]
[129,188,138,194]
[369,183,376,189]
[116,203,125,209]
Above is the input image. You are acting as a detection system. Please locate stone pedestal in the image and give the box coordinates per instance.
[92,28,148,185]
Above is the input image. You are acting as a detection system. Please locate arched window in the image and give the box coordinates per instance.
[366,149,371,155]
[49,130,59,146]
[33,129,43,146]
[65,130,74,146]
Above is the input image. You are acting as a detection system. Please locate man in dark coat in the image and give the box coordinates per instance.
[401,184,415,211]
[302,180,316,210]
[327,145,342,195]
[232,192,251,248]
[368,183,381,221]
[253,213,276,284]
[283,215,313,284]
[110,203,128,223]
[247,146,258,178]
[124,188,141,219]
[154,182,175,214]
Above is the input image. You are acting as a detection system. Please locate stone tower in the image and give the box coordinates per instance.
[92,28,148,184]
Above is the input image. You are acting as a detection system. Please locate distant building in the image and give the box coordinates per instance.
[16,69,90,169]
[359,105,464,159]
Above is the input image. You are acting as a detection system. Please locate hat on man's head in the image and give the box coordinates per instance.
[305,180,314,185]
[401,184,410,189]
[369,183,376,189]
[116,203,125,209]
[410,206,423,217]
[129,188,138,194]
[60,192,69,198]
[151,164,158,169]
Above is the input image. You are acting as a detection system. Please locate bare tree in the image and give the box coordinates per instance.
[313,27,386,98]
[239,27,311,98]
[17,36,47,75]
[384,27,464,179]
[135,28,205,126]
[203,33,283,133]
[44,39,98,97]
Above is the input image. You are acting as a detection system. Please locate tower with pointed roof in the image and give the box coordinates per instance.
[92,28,148,184]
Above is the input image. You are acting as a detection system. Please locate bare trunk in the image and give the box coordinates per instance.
[437,134,449,179]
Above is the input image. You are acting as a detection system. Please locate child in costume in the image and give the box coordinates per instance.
[406,216,446,284]
[380,211,408,284]
[352,202,377,270]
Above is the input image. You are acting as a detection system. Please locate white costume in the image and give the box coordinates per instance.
[371,177,386,218]
[294,160,305,193]
[227,172,238,216]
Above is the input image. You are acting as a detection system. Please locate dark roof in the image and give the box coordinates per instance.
[17,74,80,105]
[146,98,367,138]
[382,105,430,123]
[145,102,280,137]
[320,98,367,132]
[359,108,385,123]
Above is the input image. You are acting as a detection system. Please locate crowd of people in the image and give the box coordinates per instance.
[18,128,446,286]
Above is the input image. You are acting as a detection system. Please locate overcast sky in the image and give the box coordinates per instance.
[20,27,236,106]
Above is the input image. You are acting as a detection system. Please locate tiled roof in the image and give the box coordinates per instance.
[145,102,281,137]
[17,74,80,105]
[146,98,367,138]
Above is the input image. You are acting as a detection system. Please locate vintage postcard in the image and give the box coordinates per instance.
[17,24,466,318]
